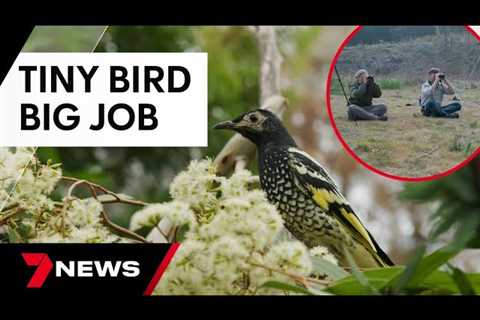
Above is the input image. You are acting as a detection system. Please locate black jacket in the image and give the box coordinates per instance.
[349,82,382,107]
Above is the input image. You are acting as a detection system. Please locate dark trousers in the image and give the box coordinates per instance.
[347,104,387,121]
[421,101,462,118]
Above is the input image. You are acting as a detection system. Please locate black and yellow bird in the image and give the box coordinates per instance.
[214,109,394,268]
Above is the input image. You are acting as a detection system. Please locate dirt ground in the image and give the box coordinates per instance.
[329,86,480,178]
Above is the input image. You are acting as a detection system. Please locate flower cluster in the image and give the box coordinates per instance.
[0,148,126,243]
[130,159,316,295]
[1,149,338,294]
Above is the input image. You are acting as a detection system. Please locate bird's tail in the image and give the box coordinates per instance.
[369,233,395,267]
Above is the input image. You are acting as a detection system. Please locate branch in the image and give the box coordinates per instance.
[0,203,18,214]
[256,26,283,105]
[249,261,332,288]
[0,207,23,226]
[61,176,149,243]
[61,176,150,206]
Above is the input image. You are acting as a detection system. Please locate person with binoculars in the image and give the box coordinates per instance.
[420,67,461,118]
[347,69,388,121]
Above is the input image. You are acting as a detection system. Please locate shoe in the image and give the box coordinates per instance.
[378,115,388,121]
[446,113,459,119]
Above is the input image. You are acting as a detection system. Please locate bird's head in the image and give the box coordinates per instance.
[214,109,296,147]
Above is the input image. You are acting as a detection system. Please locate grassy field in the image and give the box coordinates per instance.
[330,84,480,177]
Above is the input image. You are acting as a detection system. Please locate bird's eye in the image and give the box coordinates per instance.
[249,115,258,123]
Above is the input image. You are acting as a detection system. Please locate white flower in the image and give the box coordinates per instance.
[169,159,220,223]
[130,201,196,231]
[310,245,339,266]
[66,198,103,228]
[154,159,313,295]
[0,148,129,244]
[220,169,258,199]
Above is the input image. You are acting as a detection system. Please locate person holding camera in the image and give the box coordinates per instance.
[420,67,461,118]
[347,69,388,121]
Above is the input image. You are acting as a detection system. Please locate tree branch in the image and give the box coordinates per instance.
[256,26,283,105]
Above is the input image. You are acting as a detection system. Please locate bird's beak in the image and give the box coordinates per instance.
[213,120,237,130]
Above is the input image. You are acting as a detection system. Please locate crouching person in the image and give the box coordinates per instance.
[347,69,388,121]
[420,67,461,119]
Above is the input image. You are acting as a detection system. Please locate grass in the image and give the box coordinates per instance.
[330,84,480,178]
[377,79,404,90]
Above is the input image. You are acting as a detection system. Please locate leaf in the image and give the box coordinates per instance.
[429,202,461,240]
[343,247,379,294]
[7,227,19,243]
[451,213,480,250]
[310,255,349,281]
[447,264,476,295]
[306,282,332,295]
[15,222,32,240]
[443,173,478,204]
[390,244,426,293]
[175,224,190,242]
[389,244,460,293]
[328,267,480,295]
[327,266,404,295]
[260,280,315,295]
[415,269,480,294]
[398,181,441,202]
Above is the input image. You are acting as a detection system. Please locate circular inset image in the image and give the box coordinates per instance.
[327,26,480,181]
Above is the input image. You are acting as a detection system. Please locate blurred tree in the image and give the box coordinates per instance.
[36,26,261,225]
[400,156,480,250]
[348,26,465,46]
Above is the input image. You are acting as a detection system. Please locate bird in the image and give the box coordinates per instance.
[214,109,394,268]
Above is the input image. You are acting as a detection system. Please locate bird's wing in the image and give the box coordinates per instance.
[287,147,393,266]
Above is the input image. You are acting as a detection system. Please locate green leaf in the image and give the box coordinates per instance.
[175,224,190,242]
[447,264,476,295]
[260,281,314,295]
[306,282,331,295]
[390,244,426,293]
[415,269,480,294]
[310,255,349,281]
[7,227,19,243]
[398,180,441,202]
[443,173,478,204]
[389,244,461,293]
[327,266,404,295]
[343,247,379,294]
[451,213,480,250]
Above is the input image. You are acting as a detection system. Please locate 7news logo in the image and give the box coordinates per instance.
[22,253,140,288]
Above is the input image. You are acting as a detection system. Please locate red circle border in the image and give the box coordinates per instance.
[325,25,480,183]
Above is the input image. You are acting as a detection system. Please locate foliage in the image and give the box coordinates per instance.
[23,26,107,52]
[276,244,480,295]
[35,26,262,227]
[0,148,131,243]
[31,26,326,228]
[339,27,480,81]
[259,157,480,296]
[2,148,480,295]
[129,159,338,295]
[400,157,480,249]
[348,26,467,46]
[1,151,340,294]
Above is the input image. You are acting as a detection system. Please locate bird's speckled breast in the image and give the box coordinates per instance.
[258,146,347,251]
